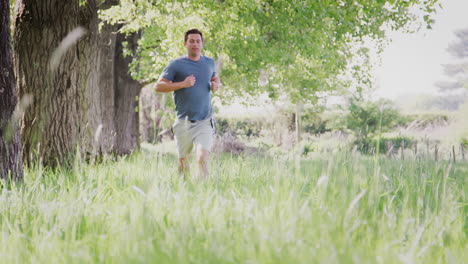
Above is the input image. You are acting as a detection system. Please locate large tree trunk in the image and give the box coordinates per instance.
[14,0,140,166]
[82,0,121,156]
[78,0,101,156]
[14,0,86,166]
[94,23,119,155]
[77,0,119,157]
[0,0,23,180]
[113,32,142,154]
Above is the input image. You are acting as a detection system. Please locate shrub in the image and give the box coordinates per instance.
[461,137,468,147]
[302,112,331,135]
[214,117,263,138]
[355,136,415,155]
[404,113,450,130]
[345,99,406,140]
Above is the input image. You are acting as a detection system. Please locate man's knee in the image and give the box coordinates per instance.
[197,149,209,164]
[178,157,188,168]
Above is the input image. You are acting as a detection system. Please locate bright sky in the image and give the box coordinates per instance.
[374,0,468,99]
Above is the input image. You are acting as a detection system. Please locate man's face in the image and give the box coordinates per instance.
[184,33,203,58]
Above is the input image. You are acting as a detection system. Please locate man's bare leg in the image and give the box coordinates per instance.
[178,157,189,180]
[196,148,210,179]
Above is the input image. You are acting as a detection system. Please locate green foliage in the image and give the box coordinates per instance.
[461,137,468,147]
[302,111,331,135]
[355,136,415,155]
[215,117,263,138]
[99,0,440,103]
[345,99,406,139]
[404,112,450,129]
[301,142,314,156]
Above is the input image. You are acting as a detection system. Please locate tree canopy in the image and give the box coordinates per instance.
[100,0,440,104]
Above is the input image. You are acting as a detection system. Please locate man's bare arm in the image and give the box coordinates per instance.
[156,75,196,93]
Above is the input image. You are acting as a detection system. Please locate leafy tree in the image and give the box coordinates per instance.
[8,0,441,167]
[100,0,440,144]
[100,0,440,105]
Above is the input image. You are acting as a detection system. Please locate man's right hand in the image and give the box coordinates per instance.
[156,75,195,93]
[182,75,196,88]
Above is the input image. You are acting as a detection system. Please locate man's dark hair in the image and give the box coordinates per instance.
[184,29,203,43]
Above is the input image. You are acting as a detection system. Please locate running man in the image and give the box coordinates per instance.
[156,29,220,179]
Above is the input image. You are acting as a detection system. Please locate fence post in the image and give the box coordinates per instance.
[426,139,430,159]
[434,144,438,161]
[462,144,465,161]
[386,141,394,158]
[400,140,405,160]
[452,145,456,163]
[414,141,418,156]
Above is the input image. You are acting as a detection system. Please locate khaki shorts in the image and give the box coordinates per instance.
[172,117,215,158]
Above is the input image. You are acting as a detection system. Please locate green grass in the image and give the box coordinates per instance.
[1,149,467,263]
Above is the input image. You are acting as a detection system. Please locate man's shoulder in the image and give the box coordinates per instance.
[201,56,215,68]
[202,56,215,63]
[165,57,188,70]
[170,56,187,64]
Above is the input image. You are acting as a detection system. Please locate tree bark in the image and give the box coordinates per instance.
[14,0,86,166]
[139,85,162,143]
[113,32,142,154]
[78,0,100,155]
[14,0,140,166]
[82,0,121,156]
[94,22,119,154]
[78,0,120,157]
[0,0,23,180]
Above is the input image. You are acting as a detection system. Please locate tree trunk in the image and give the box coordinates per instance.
[15,0,84,166]
[78,0,103,158]
[94,22,119,154]
[14,0,140,166]
[113,32,142,154]
[78,0,120,157]
[295,99,303,144]
[84,0,120,156]
[0,0,23,180]
[139,85,162,143]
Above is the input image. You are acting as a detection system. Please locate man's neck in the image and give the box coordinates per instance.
[187,54,201,61]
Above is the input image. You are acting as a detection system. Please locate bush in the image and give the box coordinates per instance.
[302,112,331,135]
[461,137,468,147]
[355,136,415,155]
[345,99,406,139]
[405,113,450,129]
[214,117,263,138]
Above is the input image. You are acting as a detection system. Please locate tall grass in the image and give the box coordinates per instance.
[0,149,466,263]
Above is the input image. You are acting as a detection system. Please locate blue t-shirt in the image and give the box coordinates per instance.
[161,56,216,120]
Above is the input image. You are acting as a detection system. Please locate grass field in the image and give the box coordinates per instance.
[1,148,467,263]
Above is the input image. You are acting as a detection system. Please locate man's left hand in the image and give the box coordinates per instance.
[210,76,220,92]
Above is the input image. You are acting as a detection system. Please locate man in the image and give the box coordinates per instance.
[156,29,220,179]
